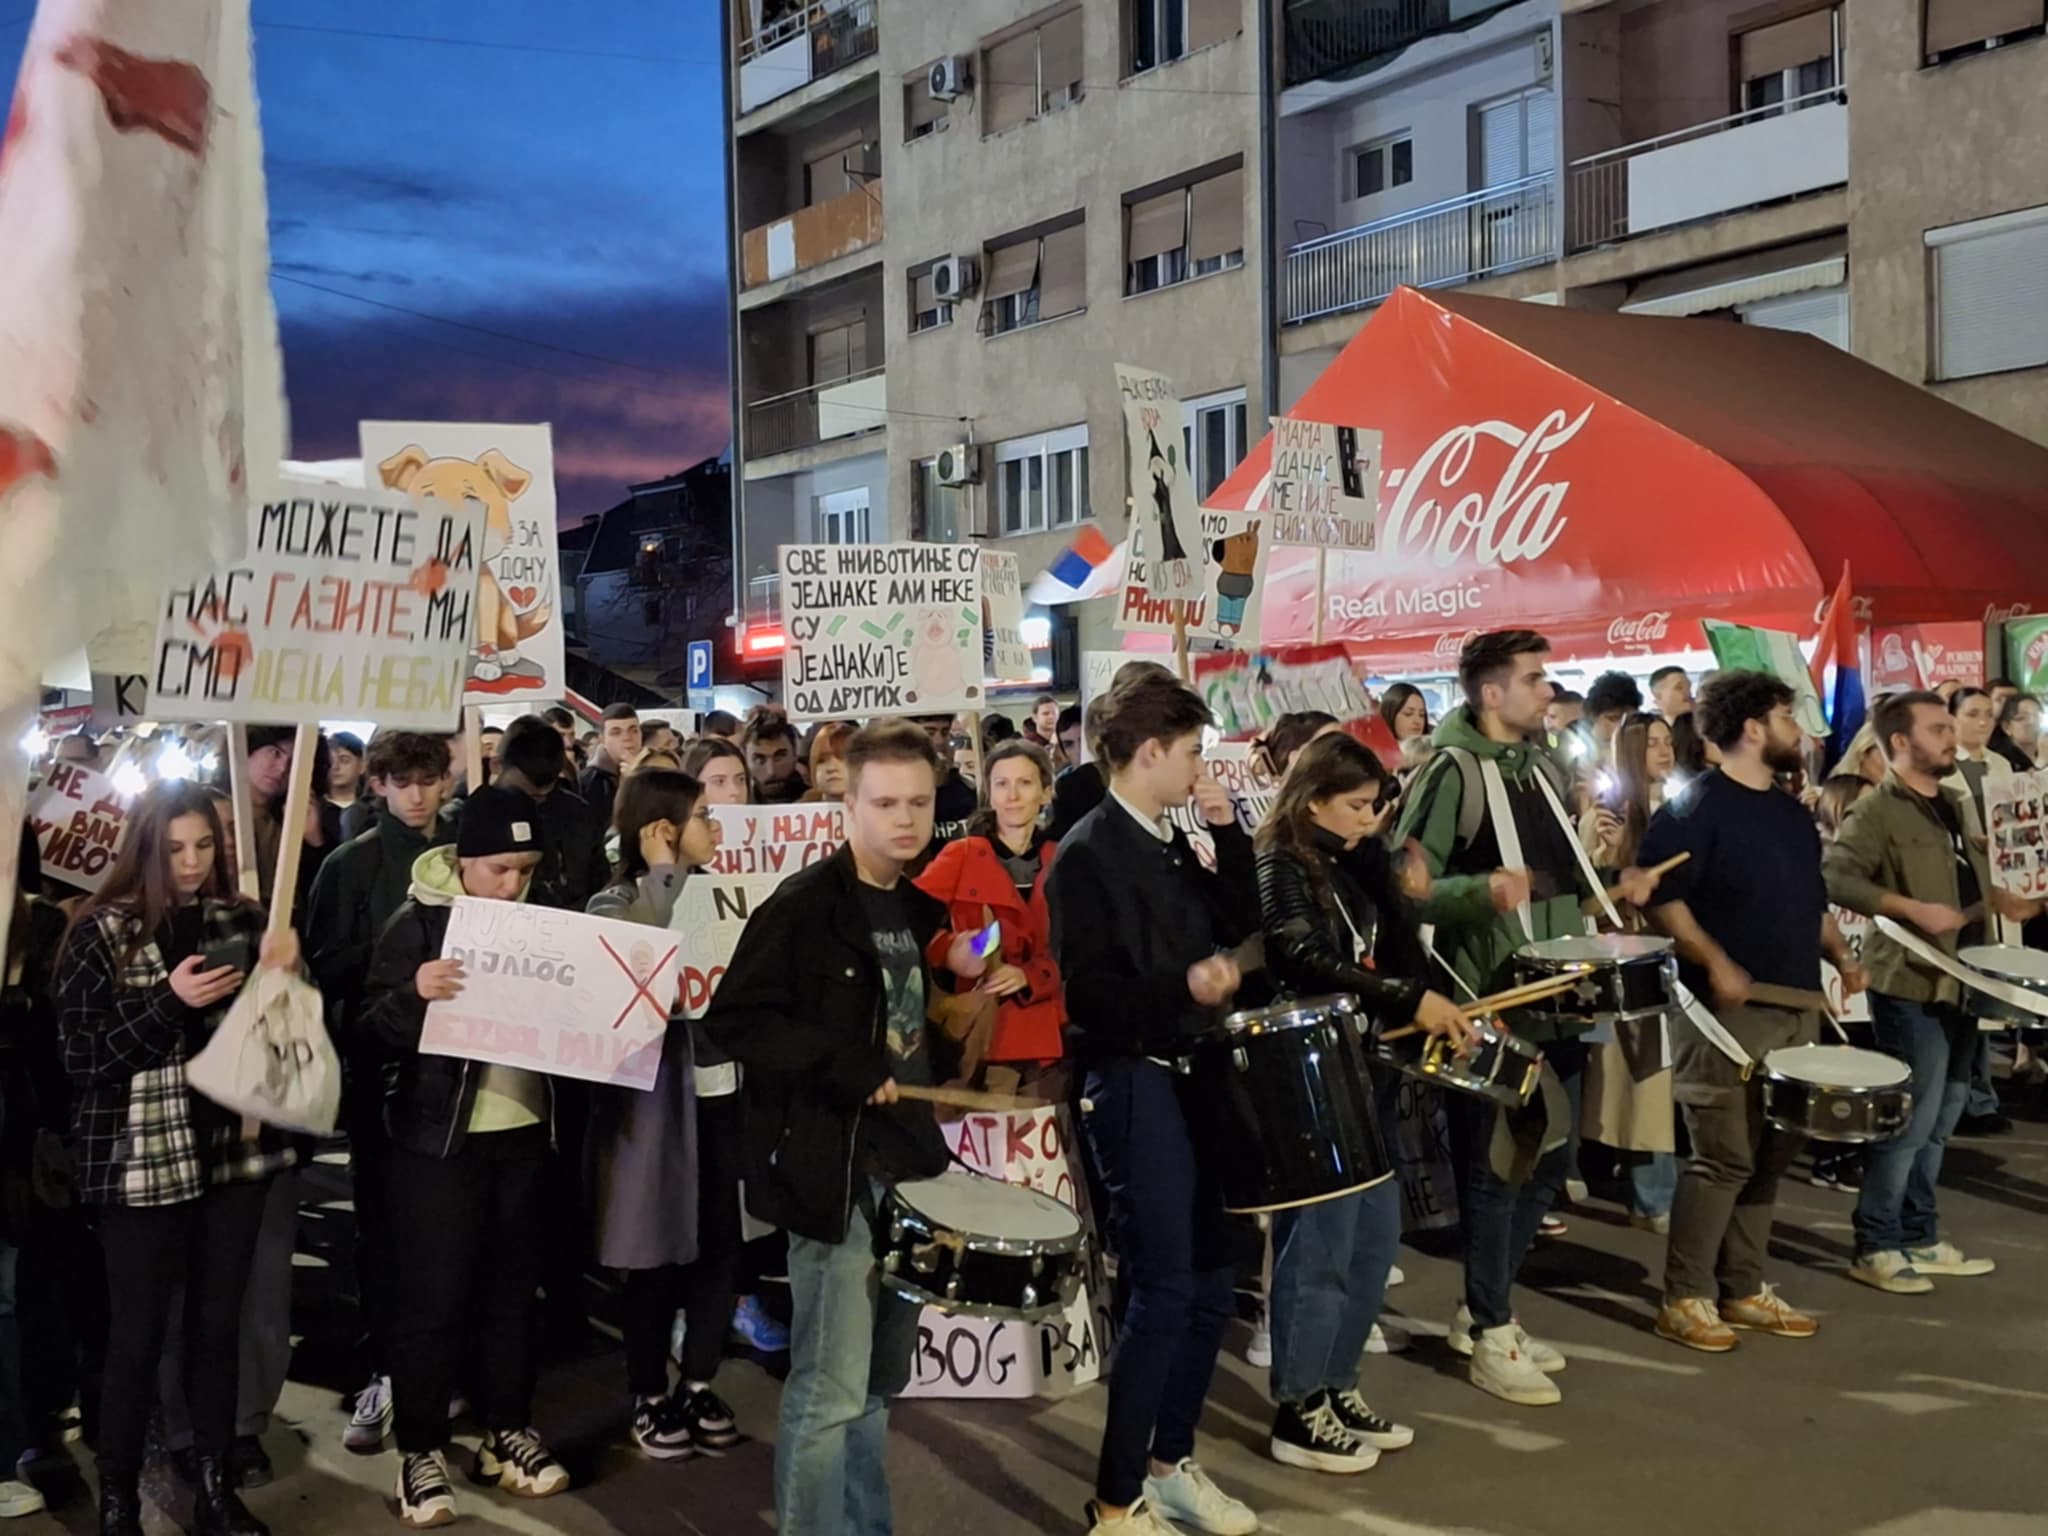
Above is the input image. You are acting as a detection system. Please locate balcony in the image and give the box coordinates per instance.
[1283,175,1555,325]
[1567,89,1847,253]
[737,0,878,116]
[741,181,884,290]
[745,365,886,460]
[1283,0,1528,87]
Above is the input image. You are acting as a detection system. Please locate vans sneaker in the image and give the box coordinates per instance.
[1268,1394,1377,1474]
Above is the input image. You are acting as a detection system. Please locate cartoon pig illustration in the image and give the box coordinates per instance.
[905,608,976,705]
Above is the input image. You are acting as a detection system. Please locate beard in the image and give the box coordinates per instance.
[1763,738,1804,774]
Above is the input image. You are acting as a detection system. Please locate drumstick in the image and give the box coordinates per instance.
[1746,982,1835,1014]
[1458,973,1590,1017]
[894,1083,1050,1114]
[1583,851,1691,914]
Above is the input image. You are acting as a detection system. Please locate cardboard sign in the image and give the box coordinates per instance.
[1166,740,1280,863]
[1703,620,1829,737]
[778,542,983,719]
[2007,616,2048,694]
[1116,365,1208,599]
[149,483,482,730]
[1116,503,1268,643]
[90,672,149,731]
[1987,771,2048,900]
[25,761,132,894]
[359,421,566,703]
[1869,623,1985,693]
[421,897,676,1091]
[1192,643,1372,738]
[1822,905,1872,1024]
[1267,416,1380,551]
[673,804,846,1016]
[982,550,1032,684]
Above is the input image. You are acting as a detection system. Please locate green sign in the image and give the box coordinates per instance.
[2005,617,2048,693]
[1703,620,1828,736]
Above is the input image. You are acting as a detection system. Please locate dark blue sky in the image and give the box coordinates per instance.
[2,0,730,524]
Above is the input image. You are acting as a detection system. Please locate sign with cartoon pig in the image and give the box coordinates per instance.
[778,542,984,720]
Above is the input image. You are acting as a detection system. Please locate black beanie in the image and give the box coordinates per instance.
[457,786,542,859]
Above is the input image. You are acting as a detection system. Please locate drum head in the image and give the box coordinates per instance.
[1959,945,2048,986]
[1518,934,1674,963]
[1223,995,1357,1035]
[893,1173,1081,1242]
[1763,1045,1909,1090]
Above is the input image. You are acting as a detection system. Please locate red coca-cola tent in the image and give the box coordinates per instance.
[1210,288,2048,671]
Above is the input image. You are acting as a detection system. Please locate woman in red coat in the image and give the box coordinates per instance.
[915,739,1066,1094]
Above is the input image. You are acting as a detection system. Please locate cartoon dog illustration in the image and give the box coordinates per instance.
[1211,519,1261,637]
[378,445,551,691]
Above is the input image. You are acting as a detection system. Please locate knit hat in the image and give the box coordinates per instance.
[457,786,542,858]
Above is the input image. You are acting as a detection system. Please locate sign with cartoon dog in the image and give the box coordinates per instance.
[360,421,566,702]
[1116,365,1208,600]
[778,542,983,720]
[1115,506,1269,644]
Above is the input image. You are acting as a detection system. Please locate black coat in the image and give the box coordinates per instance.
[1048,763,1106,843]
[303,809,449,1056]
[701,844,954,1244]
[1256,830,1425,1026]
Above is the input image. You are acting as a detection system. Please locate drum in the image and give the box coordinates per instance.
[1510,933,1677,1028]
[1191,994,1392,1215]
[1376,1014,1543,1108]
[1759,1045,1912,1144]
[876,1172,1086,1322]
[1956,944,2048,1030]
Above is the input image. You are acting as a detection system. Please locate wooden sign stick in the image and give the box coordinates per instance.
[1172,599,1191,683]
[225,724,262,903]
[463,705,485,795]
[265,722,320,939]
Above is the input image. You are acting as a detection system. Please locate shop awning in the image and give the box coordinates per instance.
[1210,287,2048,671]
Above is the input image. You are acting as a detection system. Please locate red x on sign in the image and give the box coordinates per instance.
[598,936,678,1031]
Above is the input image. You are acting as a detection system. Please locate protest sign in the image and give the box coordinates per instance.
[420,897,676,1091]
[25,761,132,893]
[90,672,149,732]
[1870,622,1984,694]
[1267,417,1379,552]
[2006,617,2048,694]
[1116,504,1268,643]
[1166,740,1281,864]
[1987,772,2048,900]
[674,804,846,1016]
[360,422,566,703]
[1116,365,1208,600]
[149,481,482,731]
[982,550,1032,684]
[1703,620,1828,737]
[779,542,983,719]
[1192,643,1372,738]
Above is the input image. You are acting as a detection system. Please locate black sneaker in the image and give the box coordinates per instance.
[1327,1389,1415,1451]
[630,1396,695,1461]
[679,1386,741,1452]
[1955,1111,2014,1137]
[1268,1392,1378,1474]
[232,1433,274,1489]
[472,1428,569,1498]
[395,1450,456,1528]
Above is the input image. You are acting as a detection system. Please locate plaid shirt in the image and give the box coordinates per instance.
[57,902,297,1208]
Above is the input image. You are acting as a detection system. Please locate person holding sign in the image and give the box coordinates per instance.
[55,784,295,1536]
[703,721,990,1536]
[1047,677,1264,1536]
[361,790,570,1526]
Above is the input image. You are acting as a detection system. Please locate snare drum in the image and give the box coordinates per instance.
[876,1173,1086,1321]
[1759,1046,1911,1144]
[1376,1014,1542,1107]
[1510,934,1677,1028]
[1190,995,1392,1215]
[1956,944,2048,1030]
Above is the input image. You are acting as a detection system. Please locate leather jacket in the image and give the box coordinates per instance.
[1256,828,1427,1028]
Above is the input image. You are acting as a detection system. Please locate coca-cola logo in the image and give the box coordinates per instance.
[1432,628,1480,660]
[1986,602,2033,623]
[1378,406,1592,572]
[1811,593,1875,624]
[1607,611,1670,646]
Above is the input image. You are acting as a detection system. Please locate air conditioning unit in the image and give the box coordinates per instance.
[935,443,980,486]
[929,55,969,101]
[932,255,980,301]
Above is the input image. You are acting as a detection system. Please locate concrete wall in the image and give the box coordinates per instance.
[739,270,885,402]
[736,92,882,229]
[738,451,890,586]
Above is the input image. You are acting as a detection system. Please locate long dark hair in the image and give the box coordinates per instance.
[682,736,749,800]
[1252,710,1339,780]
[1378,683,1428,740]
[610,768,705,885]
[966,739,1053,841]
[1256,734,1389,911]
[1603,713,1668,869]
[62,781,235,966]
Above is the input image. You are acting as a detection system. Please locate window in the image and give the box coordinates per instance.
[984,9,1084,135]
[980,219,1086,334]
[905,68,950,141]
[1737,9,1839,116]
[1923,0,2045,63]
[908,260,955,333]
[1351,134,1413,199]
[809,315,868,384]
[1927,204,2048,380]
[994,426,1090,535]
[1124,164,1244,294]
[913,458,965,542]
[1182,388,1250,501]
[1473,88,1555,188]
[814,488,871,544]
[803,140,878,205]
[1129,0,1238,73]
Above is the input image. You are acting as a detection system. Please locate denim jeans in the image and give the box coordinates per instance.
[778,1184,920,1536]
[1268,1178,1400,1404]
[1853,994,1972,1258]
[1626,1152,1678,1219]
[1963,1033,2000,1118]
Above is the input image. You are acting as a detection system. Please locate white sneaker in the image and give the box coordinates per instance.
[1470,1324,1561,1407]
[1143,1459,1258,1536]
[1085,1496,1181,1535]
[345,1373,393,1454]
[0,1479,45,1518]
[1565,1178,1589,1205]
[1385,1264,1406,1288]
[396,1450,456,1528]
[1446,1306,1563,1371]
[1849,1250,1935,1295]
[1245,1316,1272,1370]
[1905,1240,1995,1277]
[1363,1319,1411,1355]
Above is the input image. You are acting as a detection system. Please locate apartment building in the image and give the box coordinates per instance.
[723,0,1267,680]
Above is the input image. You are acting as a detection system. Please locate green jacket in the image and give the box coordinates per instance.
[1392,705,1593,1039]
[1823,772,1992,1007]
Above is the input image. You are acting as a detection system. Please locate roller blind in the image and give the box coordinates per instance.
[985,34,1038,133]
[912,267,939,313]
[1924,0,2044,53]
[1190,0,1240,49]
[1189,169,1243,262]
[1039,10,1084,101]
[1931,209,2048,380]
[1039,223,1086,316]
[984,239,1041,301]
[1127,189,1187,263]
[905,73,946,133]
[1739,9,1835,79]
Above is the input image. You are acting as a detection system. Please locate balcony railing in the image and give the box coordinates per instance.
[742,180,884,289]
[1284,175,1555,324]
[736,1,878,114]
[1567,87,1847,252]
[745,365,887,458]
[1282,0,1452,87]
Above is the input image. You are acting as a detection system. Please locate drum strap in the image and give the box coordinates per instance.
[1672,981,1756,1077]
[1873,917,2048,1017]
[1534,771,1622,930]
[1476,759,1535,945]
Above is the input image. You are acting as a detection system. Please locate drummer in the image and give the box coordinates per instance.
[1823,691,2039,1294]
[1635,671,1862,1351]
[1255,734,1470,1472]
[1392,629,1662,1408]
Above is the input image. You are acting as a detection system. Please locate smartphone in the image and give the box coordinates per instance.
[199,937,252,975]
[968,922,1003,960]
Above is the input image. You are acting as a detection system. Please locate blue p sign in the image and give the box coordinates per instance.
[687,640,713,692]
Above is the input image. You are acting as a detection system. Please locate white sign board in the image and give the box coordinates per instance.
[422,897,677,1091]
[1987,771,2048,900]
[674,805,846,1016]
[1116,365,1208,599]
[149,482,482,731]
[778,542,983,719]
[1166,740,1280,862]
[360,421,566,703]
[982,549,1031,684]
[25,761,132,894]
[1267,417,1379,551]
[1115,506,1268,643]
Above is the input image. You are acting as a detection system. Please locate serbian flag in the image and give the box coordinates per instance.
[1809,564,1865,767]
[1027,525,1124,605]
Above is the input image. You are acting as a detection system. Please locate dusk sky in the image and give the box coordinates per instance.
[1,0,732,526]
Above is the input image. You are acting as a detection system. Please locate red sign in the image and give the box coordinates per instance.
[1869,623,1985,692]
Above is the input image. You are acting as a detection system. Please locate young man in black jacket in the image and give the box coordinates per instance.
[1047,676,1262,1536]
[303,731,454,1454]
[492,716,605,914]
[703,719,989,1534]
[577,704,640,828]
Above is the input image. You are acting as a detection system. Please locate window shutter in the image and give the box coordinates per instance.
[1923,0,2044,53]
[1189,168,1244,262]
[984,239,1042,301]
[985,34,1038,133]
[812,325,850,384]
[906,73,946,133]
[1039,222,1087,317]
[912,267,939,314]
[1477,99,1522,186]
[1523,92,1556,177]
[1738,9,1836,79]
[1932,213,2048,380]
[1039,10,1084,101]
[1127,189,1187,263]
[1189,0,1240,51]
